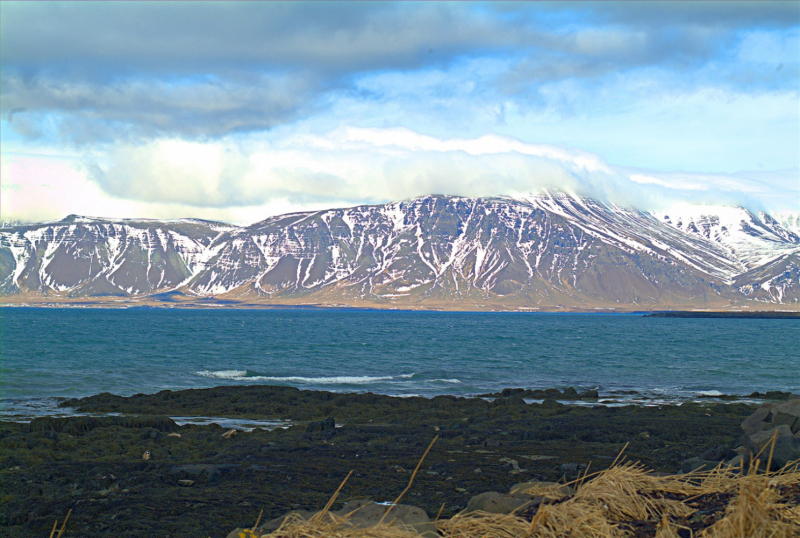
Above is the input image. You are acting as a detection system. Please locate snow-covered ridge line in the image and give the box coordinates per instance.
[1,194,798,306]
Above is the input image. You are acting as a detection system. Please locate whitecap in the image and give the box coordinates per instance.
[249,375,396,384]
[197,370,248,379]
[427,378,462,384]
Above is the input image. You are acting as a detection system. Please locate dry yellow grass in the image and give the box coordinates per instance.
[244,460,800,538]
[700,464,800,538]
[231,433,800,538]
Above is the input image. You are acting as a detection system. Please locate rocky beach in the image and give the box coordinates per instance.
[2,386,799,537]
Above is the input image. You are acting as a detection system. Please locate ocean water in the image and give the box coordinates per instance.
[1,307,798,420]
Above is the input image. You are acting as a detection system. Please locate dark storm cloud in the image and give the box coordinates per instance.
[1,1,797,142]
[1,2,506,77]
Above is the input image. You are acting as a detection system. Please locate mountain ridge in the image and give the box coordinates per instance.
[2,193,799,310]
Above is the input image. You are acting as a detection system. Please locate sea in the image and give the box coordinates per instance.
[1,307,798,423]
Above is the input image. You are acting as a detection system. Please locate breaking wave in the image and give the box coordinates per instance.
[196,370,415,385]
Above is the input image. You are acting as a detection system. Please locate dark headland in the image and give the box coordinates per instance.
[2,385,799,537]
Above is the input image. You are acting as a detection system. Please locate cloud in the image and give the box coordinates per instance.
[1,73,319,142]
[4,126,796,224]
[80,127,798,215]
[2,2,797,144]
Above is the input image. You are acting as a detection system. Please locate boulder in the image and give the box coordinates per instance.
[253,501,437,537]
[465,491,540,515]
[742,425,800,469]
[336,500,437,537]
[741,405,774,436]
[771,400,800,434]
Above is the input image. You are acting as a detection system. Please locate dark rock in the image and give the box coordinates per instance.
[680,457,719,473]
[306,417,336,433]
[141,428,163,441]
[170,464,238,482]
[765,391,794,400]
[28,415,178,435]
[540,398,563,409]
[700,445,736,462]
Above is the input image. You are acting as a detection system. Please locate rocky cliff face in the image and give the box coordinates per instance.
[2,194,799,308]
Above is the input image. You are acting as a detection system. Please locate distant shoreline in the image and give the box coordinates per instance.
[1,299,799,316]
[645,311,800,319]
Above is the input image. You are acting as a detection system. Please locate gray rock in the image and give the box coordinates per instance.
[726,454,746,468]
[255,501,436,537]
[742,424,800,469]
[680,457,720,473]
[256,510,316,534]
[499,457,526,474]
[465,491,540,515]
[741,405,774,436]
[771,400,800,434]
[559,462,587,475]
[337,500,437,537]
[509,481,575,498]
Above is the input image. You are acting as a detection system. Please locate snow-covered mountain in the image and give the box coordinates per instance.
[2,194,798,309]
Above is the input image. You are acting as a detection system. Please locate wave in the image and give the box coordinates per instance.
[695,390,724,397]
[427,378,462,384]
[196,370,415,385]
[197,370,249,380]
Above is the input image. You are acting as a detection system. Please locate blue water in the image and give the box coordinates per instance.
[1,307,798,418]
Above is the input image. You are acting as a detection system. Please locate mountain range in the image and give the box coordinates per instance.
[2,193,799,310]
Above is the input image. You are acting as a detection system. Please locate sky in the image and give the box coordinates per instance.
[1,1,798,225]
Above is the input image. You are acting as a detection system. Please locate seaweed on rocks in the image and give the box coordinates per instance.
[0,386,769,537]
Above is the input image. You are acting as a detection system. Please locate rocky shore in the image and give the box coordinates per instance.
[0,386,797,537]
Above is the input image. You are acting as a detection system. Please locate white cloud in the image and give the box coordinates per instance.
[3,126,793,225]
